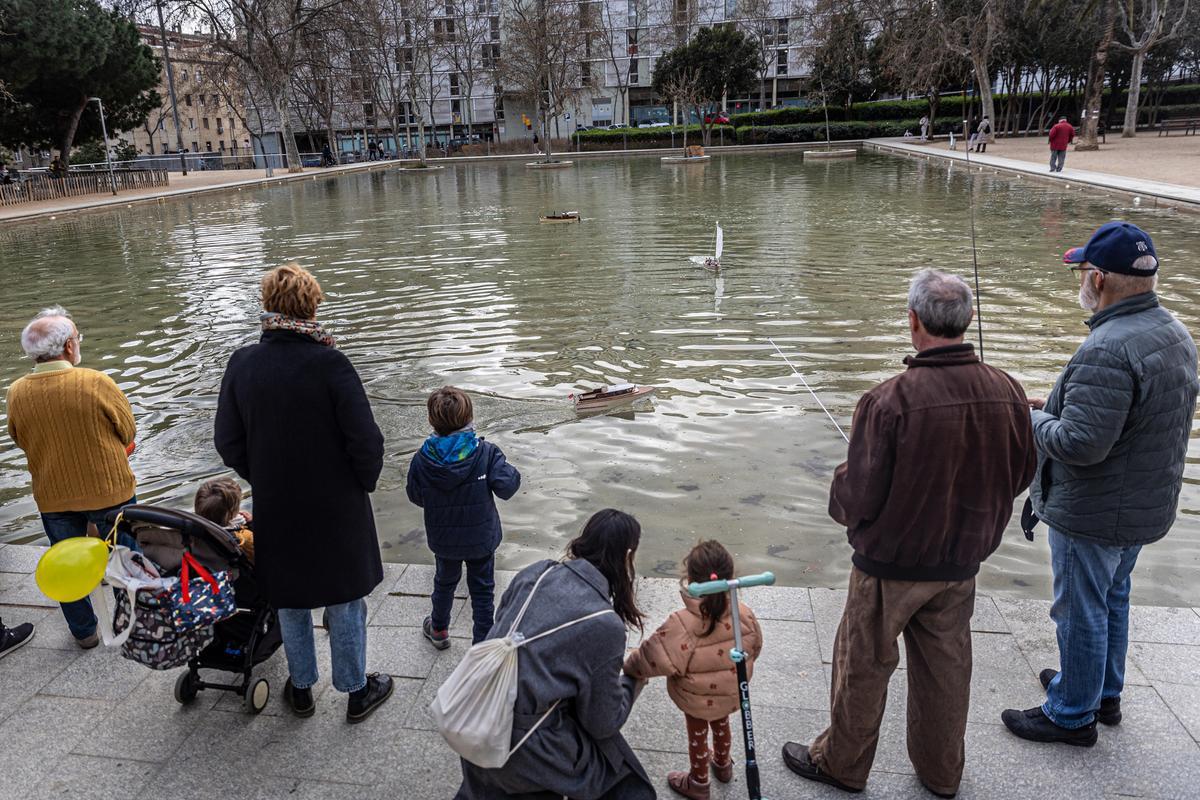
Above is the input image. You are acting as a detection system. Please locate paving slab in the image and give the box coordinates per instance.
[0,571,59,608]
[751,620,829,711]
[1129,605,1200,646]
[1129,642,1200,686]
[0,543,46,573]
[743,584,815,623]
[0,695,114,799]
[1153,681,1200,743]
[364,624,442,679]
[0,644,82,724]
[37,644,155,702]
[28,754,160,800]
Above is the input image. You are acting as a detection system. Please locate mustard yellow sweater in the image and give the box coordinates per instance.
[6,363,137,513]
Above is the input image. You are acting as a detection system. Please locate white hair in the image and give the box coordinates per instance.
[20,306,75,361]
[908,269,974,338]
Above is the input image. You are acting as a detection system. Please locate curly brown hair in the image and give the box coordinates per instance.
[262,263,323,319]
[195,477,242,526]
[427,386,474,436]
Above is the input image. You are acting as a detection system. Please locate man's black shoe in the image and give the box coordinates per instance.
[1001,706,1097,747]
[0,620,35,659]
[781,742,862,793]
[347,673,394,723]
[1039,669,1122,725]
[283,677,315,718]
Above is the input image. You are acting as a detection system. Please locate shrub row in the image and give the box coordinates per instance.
[733,118,962,144]
[575,123,734,144]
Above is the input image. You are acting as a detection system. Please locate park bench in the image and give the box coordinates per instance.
[1157,118,1199,136]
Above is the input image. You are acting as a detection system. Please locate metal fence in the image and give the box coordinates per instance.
[0,169,170,206]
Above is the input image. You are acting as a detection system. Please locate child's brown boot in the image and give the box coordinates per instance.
[667,770,710,800]
[711,758,734,783]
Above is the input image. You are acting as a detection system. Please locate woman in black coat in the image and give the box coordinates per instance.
[214,263,393,723]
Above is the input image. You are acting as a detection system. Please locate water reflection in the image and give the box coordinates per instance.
[2,152,1199,605]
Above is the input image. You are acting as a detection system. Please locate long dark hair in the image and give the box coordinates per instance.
[566,509,645,631]
[685,540,735,637]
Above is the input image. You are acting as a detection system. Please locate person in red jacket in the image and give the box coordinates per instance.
[1049,117,1075,172]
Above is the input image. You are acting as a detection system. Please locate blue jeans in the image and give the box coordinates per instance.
[432,555,495,644]
[277,598,367,693]
[1043,528,1141,728]
[40,496,137,640]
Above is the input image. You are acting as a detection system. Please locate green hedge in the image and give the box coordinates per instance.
[1138,103,1200,124]
[734,117,967,144]
[575,123,735,144]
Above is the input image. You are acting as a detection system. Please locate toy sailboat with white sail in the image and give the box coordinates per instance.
[689,222,723,271]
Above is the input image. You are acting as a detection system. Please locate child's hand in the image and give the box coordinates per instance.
[241,509,253,523]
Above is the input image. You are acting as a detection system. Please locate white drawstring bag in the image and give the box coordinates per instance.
[90,545,175,647]
[431,565,615,768]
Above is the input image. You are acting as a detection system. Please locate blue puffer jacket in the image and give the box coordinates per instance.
[1030,292,1198,547]
[406,437,521,560]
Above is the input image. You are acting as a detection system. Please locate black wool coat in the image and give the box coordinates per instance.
[214,329,385,609]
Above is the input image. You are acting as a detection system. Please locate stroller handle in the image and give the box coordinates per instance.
[687,571,775,598]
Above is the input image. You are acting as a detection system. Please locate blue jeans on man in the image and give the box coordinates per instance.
[432,554,495,643]
[40,496,137,640]
[277,598,368,693]
[1043,528,1141,729]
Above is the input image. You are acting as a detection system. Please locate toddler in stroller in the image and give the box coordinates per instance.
[107,504,282,713]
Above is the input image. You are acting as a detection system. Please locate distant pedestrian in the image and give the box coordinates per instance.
[974,116,992,152]
[48,157,65,178]
[782,269,1035,797]
[6,306,138,649]
[1048,117,1075,172]
[321,143,335,167]
[1003,222,1198,747]
[919,115,930,141]
[368,139,378,160]
[407,386,520,649]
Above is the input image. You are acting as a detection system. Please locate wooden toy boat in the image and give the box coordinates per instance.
[569,383,657,411]
[539,211,580,223]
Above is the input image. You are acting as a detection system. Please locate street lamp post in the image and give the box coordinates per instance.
[155,0,189,175]
[89,97,118,195]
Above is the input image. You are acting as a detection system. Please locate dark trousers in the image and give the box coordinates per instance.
[40,496,137,640]
[809,567,975,795]
[432,554,495,643]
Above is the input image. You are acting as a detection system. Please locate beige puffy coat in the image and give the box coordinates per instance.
[623,591,763,721]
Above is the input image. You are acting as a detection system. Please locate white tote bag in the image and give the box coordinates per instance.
[90,546,174,647]
[430,565,614,768]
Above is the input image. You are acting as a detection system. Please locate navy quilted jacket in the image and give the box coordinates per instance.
[405,438,521,560]
[1030,293,1198,546]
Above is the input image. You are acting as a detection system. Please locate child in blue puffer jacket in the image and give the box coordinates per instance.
[407,386,521,648]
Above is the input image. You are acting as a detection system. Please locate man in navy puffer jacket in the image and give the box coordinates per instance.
[407,387,521,647]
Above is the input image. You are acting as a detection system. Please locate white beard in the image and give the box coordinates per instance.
[70,348,82,366]
[1079,278,1101,312]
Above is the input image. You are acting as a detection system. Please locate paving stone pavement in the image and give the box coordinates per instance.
[2,545,1198,799]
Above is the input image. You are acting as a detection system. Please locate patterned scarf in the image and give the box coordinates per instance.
[421,427,479,464]
[261,312,335,347]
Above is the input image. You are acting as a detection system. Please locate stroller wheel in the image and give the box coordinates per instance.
[244,678,270,714]
[174,671,199,705]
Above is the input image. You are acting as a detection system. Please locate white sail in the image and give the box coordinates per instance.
[715,224,724,259]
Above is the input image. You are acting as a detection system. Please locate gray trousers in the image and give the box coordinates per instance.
[1050,149,1067,172]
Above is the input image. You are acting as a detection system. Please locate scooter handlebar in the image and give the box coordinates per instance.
[687,571,776,597]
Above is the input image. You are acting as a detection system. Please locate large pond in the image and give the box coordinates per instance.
[2,152,1199,606]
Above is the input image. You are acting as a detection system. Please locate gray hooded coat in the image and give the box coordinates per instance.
[1030,292,1198,546]
[456,559,653,799]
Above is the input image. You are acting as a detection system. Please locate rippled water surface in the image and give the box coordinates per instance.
[2,152,1199,605]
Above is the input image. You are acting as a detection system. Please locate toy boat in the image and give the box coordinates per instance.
[689,222,723,270]
[539,211,580,223]
[569,383,657,411]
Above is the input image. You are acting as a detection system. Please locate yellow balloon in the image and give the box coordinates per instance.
[35,537,109,603]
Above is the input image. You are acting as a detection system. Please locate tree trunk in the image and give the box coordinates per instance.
[59,95,89,161]
[1078,2,1116,150]
[973,56,996,142]
[758,69,766,112]
[1122,50,1145,137]
[276,85,304,173]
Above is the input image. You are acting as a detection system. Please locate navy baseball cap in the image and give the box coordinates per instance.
[1063,221,1158,276]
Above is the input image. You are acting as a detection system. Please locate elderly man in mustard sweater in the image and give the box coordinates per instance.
[7,306,137,648]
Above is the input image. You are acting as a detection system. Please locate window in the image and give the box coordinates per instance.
[434,18,456,42]
[580,61,591,85]
[476,0,497,11]
[205,141,212,151]
[627,0,638,27]
[776,48,787,76]
[191,140,198,151]
[629,57,639,84]
[444,0,453,15]
[626,29,638,56]
[775,18,788,46]
[451,99,462,116]
[203,117,210,129]
[218,139,225,151]
[398,47,413,69]
[490,16,500,41]
[481,43,499,69]
[363,102,375,123]
[185,93,192,106]
[188,117,195,130]
[494,96,504,120]
[229,117,235,131]
[211,94,218,107]
[195,68,202,84]
[180,68,188,82]
[216,118,224,132]
[449,74,460,96]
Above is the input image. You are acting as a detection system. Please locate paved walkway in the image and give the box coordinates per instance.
[869,139,1200,211]
[2,542,1198,799]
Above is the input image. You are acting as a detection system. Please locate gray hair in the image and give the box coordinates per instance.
[20,306,75,361]
[908,269,974,338]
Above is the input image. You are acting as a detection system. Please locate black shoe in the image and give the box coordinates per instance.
[0,620,35,659]
[1001,706,1097,747]
[781,742,862,793]
[1039,669,1122,725]
[423,617,450,650]
[283,678,315,718]
[347,673,394,723]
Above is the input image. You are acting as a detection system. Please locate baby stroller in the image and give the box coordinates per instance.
[110,504,282,713]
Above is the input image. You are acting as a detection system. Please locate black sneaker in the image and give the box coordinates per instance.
[347,673,394,723]
[781,742,862,793]
[0,620,35,659]
[1001,706,1097,747]
[423,617,450,650]
[283,677,315,718]
[1039,668,1122,725]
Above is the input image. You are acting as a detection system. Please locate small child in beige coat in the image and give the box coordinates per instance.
[624,540,764,800]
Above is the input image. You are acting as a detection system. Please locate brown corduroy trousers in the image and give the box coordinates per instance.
[808,567,976,795]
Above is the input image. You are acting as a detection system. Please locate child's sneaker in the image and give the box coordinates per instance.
[667,771,710,800]
[423,617,450,650]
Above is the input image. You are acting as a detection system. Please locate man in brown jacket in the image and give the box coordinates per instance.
[782,269,1036,797]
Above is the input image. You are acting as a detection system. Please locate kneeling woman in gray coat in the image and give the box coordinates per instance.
[456,509,654,799]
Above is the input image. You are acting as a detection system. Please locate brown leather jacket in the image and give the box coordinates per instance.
[830,343,1036,581]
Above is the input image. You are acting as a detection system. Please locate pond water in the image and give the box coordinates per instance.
[2,152,1199,606]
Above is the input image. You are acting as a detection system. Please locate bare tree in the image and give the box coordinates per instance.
[1078,0,1117,149]
[1115,0,1191,136]
[444,0,496,142]
[589,0,635,126]
[938,0,1005,142]
[739,0,792,113]
[182,0,344,172]
[398,0,440,163]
